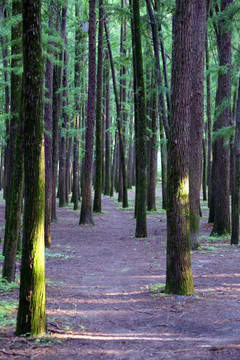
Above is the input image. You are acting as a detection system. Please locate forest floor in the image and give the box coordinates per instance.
[0,186,240,359]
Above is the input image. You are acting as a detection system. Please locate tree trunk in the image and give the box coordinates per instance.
[165,0,194,295]
[104,53,111,195]
[132,0,147,238]
[16,0,46,336]
[189,0,206,250]
[79,0,97,225]
[3,0,22,255]
[93,0,104,213]
[231,77,240,244]
[211,0,232,236]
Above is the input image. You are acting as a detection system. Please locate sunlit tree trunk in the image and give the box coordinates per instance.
[165,0,194,295]
[16,0,46,336]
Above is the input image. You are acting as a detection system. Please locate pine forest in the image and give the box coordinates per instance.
[0,0,240,358]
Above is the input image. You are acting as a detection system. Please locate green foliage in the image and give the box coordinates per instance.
[0,300,18,328]
[212,125,234,145]
[0,278,19,295]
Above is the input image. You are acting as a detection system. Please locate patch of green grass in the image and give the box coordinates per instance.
[147,209,166,214]
[200,234,230,243]
[198,245,218,253]
[201,206,209,210]
[116,206,134,211]
[0,278,19,295]
[0,300,18,328]
[150,283,165,294]
[45,249,72,260]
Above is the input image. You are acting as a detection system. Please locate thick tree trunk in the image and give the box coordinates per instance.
[16,0,46,336]
[93,0,104,213]
[165,0,194,295]
[189,0,206,250]
[79,0,97,225]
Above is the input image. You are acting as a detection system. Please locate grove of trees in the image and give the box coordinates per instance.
[0,0,240,335]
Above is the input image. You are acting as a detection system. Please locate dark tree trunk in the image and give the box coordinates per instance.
[16,0,46,336]
[159,118,167,210]
[165,0,194,295]
[189,0,206,250]
[147,75,157,211]
[104,53,111,195]
[231,78,240,245]
[211,0,232,236]
[3,0,22,255]
[79,0,97,225]
[65,119,73,204]
[44,2,56,248]
[104,19,128,208]
[93,0,104,213]
[206,31,212,210]
[202,128,208,202]
[72,2,81,211]
[132,0,147,238]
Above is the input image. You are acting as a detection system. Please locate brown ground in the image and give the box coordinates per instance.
[0,187,240,359]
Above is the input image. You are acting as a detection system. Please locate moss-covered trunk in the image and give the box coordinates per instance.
[16,0,46,336]
[165,0,194,295]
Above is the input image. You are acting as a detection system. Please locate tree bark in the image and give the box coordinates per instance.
[189,0,206,250]
[16,0,46,336]
[211,0,232,236]
[165,0,194,295]
[79,0,97,224]
[93,0,104,213]
[132,0,147,238]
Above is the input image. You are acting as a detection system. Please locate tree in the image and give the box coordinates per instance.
[79,0,97,225]
[132,0,147,238]
[93,0,104,213]
[16,0,46,336]
[189,0,207,249]
[210,0,232,236]
[165,0,194,295]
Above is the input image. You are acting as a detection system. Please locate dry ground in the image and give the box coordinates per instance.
[0,187,240,359]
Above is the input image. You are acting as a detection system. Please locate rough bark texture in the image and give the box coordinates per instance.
[93,0,104,213]
[165,0,194,295]
[211,0,232,236]
[16,0,46,336]
[44,2,55,247]
[189,0,206,250]
[59,7,68,208]
[72,3,81,211]
[133,0,147,238]
[231,78,240,244]
[104,19,128,208]
[79,0,96,225]
[206,32,212,210]
[3,0,22,255]
[104,54,111,196]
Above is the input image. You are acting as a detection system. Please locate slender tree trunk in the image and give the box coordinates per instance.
[189,0,206,250]
[133,0,147,238]
[104,53,111,195]
[72,2,81,210]
[79,0,97,225]
[44,2,56,248]
[165,0,194,295]
[231,77,240,244]
[3,0,22,255]
[93,0,104,213]
[206,32,212,210]
[16,0,46,336]
[104,19,128,208]
[65,119,73,204]
[159,117,167,209]
[211,0,232,236]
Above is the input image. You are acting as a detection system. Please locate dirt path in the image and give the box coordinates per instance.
[1,190,240,359]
